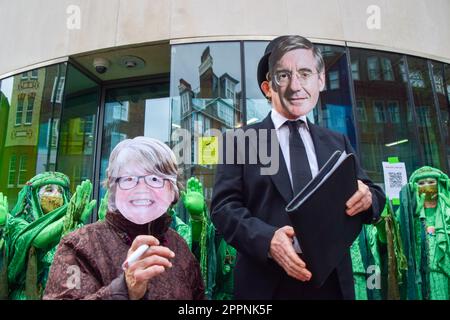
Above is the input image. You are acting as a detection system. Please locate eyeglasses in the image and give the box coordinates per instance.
[269,69,319,87]
[115,175,169,190]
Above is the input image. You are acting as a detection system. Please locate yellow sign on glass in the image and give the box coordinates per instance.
[198,136,218,165]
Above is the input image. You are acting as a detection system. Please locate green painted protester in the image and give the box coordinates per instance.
[181,177,216,299]
[351,223,384,300]
[0,172,95,299]
[397,166,450,300]
[181,177,236,300]
[351,199,408,300]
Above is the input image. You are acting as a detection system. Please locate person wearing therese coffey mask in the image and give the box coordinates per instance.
[43,137,205,300]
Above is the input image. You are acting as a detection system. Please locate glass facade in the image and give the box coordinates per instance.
[0,64,67,209]
[170,42,242,217]
[407,57,446,170]
[99,81,170,200]
[314,45,357,149]
[56,64,100,192]
[1,41,450,213]
[349,49,422,182]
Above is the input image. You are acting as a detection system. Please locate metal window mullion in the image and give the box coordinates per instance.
[91,84,106,223]
[427,60,449,173]
[403,56,426,166]
[240,41,247,126]
[345,46,362,157]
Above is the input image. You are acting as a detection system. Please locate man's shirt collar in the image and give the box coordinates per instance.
[270,108,310,131]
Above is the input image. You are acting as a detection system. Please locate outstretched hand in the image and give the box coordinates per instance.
[97,191,109,221]
[270,226,312,282]
[64,180,96,234]
[182,177,205,219]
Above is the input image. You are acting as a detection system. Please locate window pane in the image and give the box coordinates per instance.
[15,94,25,125]
[18,155,28,186]
[350,48,421,183]
[25,93,35,124]
[170,42,242,218]
[408,57,446,169]
[99,82,170,199]
[367,56,381,80]
[56,64,99,192]
[315,45,357,148]
[244,41,271,124]
[7,155,16,186]
[0,63,67,208]
[351,60,360,80]
[381,58,394,81]
[431,61,450,170]
[446,64,450,167]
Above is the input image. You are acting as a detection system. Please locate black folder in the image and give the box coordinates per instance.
[285,150,362,288]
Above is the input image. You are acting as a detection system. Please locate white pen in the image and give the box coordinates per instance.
[122,244,149,270]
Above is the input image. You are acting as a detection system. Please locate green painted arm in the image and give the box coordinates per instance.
[97,191,108,221]
[182,177,206,242]
[32,218,64,249]
[62,180,96,236]
[169,208,192,249]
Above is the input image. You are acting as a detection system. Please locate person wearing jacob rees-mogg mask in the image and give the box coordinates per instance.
[211,35,385,300]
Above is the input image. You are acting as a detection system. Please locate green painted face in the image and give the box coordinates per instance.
[417,178,438,202]
[38,184,64,214]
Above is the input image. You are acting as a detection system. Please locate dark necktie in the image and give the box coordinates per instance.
[286,120,312,195]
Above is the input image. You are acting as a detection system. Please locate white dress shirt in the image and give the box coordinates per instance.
[270,108,320,254]
[270,108,319,185]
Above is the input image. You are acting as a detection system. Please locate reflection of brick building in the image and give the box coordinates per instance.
[0,91,9,153]
[351,53,419,181]
[0,68,64,206]
[318,47,355,143]
[177,46,242,203]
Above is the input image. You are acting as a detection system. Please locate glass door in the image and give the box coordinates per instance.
[98,81,170,201]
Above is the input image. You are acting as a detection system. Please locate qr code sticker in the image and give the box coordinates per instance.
[388,172,403,189]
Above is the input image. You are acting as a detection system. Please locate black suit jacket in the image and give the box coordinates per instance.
[210,113,385,299]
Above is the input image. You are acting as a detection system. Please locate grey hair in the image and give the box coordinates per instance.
[268,35,325,86]
[103,136,181,212]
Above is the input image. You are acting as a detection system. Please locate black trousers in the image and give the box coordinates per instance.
[273,269,343,300]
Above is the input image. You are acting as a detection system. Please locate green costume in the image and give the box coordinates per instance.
[350,229,370,300]
[178,177,236,300]
[397,166,450,300]
[180,177,217,300]
[0,172,95,299]
[351,224,384,300]
[351,199,407,300]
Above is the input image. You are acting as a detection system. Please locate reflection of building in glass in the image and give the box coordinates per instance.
[315,46,356,146]
[58,115,96,187]
[176,46,242,203]
[0,68,64,205]
[351,52,419,181]
[178,46,241,161]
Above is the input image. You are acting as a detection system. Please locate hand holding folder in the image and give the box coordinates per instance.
[285,150,362,288]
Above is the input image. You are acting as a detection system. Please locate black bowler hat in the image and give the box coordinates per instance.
[257,36,290,96]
